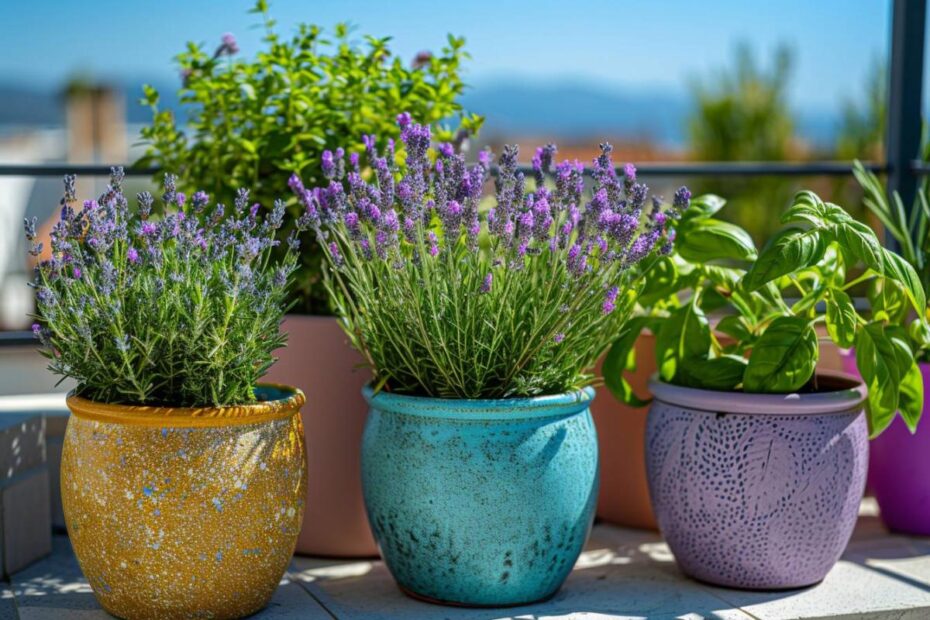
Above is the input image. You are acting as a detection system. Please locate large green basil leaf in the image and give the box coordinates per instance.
[603,316,662,407]
[675,354,747,391]
[833,221,884,273]
[682,194,727,220]
[639,256,692,307]
[868,277,908,325]
[655,301,710,382]
[781,190,829,227]
[880,248,927,316]
[742,227,828,292]
[743,316,818,393]
[716,314,753,343]
[825,287,857,348]
[856,322,903,436]
[781,192,852,227]
[677,218,758,263]
[891,337,923,433]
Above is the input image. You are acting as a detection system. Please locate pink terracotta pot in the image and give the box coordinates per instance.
[592,334,657,530]
[264,315,378,557]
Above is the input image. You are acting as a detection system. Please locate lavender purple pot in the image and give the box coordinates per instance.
[646,371,868,590]
[841,354,930,535]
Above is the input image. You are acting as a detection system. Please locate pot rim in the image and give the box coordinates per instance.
[648,370,866,415]
[65,383,305,428]
[362,385,595,421]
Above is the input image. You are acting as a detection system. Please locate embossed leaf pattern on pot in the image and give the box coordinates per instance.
[646,392,868,590]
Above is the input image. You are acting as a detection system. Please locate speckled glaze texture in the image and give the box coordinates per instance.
[361,386,599,607]
[646,373,868,590]
[61,385,307,620]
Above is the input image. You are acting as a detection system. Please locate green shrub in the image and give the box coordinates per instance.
[138,1,482,314]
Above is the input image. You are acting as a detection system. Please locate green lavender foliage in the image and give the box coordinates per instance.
[25,170,303,407]
[294,119,684,399]
[138,1,482,314]
[853,160,930,366]
[605,192,928,436]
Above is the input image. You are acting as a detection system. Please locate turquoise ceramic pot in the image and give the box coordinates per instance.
[361,386,599,607]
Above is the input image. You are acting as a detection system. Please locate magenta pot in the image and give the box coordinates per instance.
[646,371,868,589]
[841,353,930,535]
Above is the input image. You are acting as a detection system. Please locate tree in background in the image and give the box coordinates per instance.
[686,44,800,242]
[835,57,886,162]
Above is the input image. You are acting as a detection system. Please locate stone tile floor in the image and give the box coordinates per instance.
[5,500,930,619]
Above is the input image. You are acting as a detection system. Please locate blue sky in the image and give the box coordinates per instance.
[0,0,892,112]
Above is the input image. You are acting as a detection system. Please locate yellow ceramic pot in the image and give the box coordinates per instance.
[61,385,307,620]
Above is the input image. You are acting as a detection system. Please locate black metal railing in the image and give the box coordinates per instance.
[0,160,894,179]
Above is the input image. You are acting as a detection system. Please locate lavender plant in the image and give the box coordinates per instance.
[290,115,688,399]
[25,168,305,407]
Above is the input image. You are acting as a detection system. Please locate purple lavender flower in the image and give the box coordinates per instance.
[216,32,239,57]
[127,247,139,264]
[328,242,344,267]
[411,51,432,69]
[321,150,336,179]
[673,186,692,213]
[603,286,620,314]
[440,200,463,232]
[554,332,565,344]
[480,272,493,294]
[396,112,412,128]
[623,163,636,185]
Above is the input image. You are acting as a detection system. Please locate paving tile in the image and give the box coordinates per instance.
[11,536,105,620]
[11,536,329,620]
[702,557,930,620]
[254,573,332,620]
[12,511,930,619]
[0,588,18,620]
[291,527,750,620]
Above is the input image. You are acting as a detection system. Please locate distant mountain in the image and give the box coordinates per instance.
[463,78,841,149]
[462,79,689,146]
[0,84,64,127]
[0,77,840,149]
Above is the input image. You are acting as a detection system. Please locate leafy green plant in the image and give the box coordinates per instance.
[138,0,482,314]
[605,191,927,436]
[24,169,305,407]
[854,158,930,302]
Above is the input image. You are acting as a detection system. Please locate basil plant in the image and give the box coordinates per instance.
[605,191,928,436]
